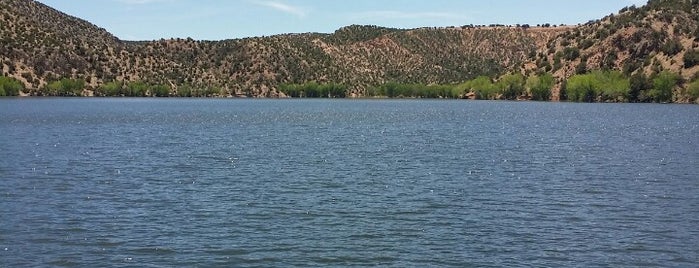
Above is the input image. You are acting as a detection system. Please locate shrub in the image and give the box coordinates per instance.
[497,73,525,100]
[0,76,24,96]
[466,76,497,100]
[650,71,678,103]
[45,78,85,96]
[97,81,122,96]
[687,78,699,103]
[684,49,699,68]
[526,73,554,101]
[565,71,630,102]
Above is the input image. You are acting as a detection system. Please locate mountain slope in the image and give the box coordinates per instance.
[524,0,699,100]
[0,0,560,96]
[1,0,698,101]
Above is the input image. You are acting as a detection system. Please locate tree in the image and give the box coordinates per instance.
[497,73,525,100]
[98,81,122,96]
[629,72,649,102]
[662,38,683,56]
[45,78,85,96]
[564,71,629,102]
[467,76,497,100]
[0,76,24,96]
[177,84,193,97]
[684,49,699,68]
[126,81,148,97]
[526,73,554,101]
[563,47,580,60]
[566,74,596,102]
[651,71,678,103]
[150,84,170,97]
[597,71,630,101]
[575,61,588,75]
[687,78,699,103]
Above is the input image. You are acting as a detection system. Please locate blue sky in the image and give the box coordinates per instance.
[36,0,647,41]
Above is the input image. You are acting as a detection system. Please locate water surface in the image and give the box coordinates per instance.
[1,98,698,267]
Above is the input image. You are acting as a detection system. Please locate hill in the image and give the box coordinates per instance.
[1,0,698,102]
[524,0,699,101]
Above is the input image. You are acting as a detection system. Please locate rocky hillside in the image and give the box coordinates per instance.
[523,0,699,100]
[1,0,698,100]
[0,0,559,96]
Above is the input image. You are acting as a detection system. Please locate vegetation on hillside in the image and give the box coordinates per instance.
[1,0,698,103]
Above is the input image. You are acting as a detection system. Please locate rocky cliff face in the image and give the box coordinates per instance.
[1,0,698,98]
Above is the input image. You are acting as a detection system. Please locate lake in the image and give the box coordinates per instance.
[1,98,698,267]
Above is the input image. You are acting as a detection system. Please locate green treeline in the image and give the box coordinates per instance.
[562,70,690,103]
[564,71,630,102]
[283,70,699,104]
[20,79,221,97]
[4,71,699,103]
[96,81,222,97]
[95,81,172,97]
[44,78,86,96]
[281,73,555,100]
[280,82,347,98]
[366,82,461,98]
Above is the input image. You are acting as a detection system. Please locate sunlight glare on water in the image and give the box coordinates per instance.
[1,98,698,267]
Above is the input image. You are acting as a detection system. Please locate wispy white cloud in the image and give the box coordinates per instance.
[352,11,467,20]
[115,0,172,4]
[252,0,308,18]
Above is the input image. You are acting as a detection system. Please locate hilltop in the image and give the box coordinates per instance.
[1,0,698,102]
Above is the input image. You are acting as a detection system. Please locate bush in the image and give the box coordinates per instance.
[565,71,630,102]
[280,82,347,98]
[97,81,122,96]
[629,72,650,102]
[650,71,678,103]
[684,49,699,68]
[687,78,699,103]
[526,73,554,101]
[126,81,148,97]
[465,76,497,100]
[177,84,193,97]
[150,84,170,97]
[563,47,581,60]
[45,78,85,96]
[0,76,24,96]
[497,73,525,100]
[661,38,683,56]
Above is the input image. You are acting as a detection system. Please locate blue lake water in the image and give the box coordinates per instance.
[1,98,698,267]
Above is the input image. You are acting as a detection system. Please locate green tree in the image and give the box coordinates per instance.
[566,74,597,102]
[150,84,170,97]
[126,81,148,97]
[177,84,193,97]
[0,76,24,96]
[497,73,525,100]
[687,78,699,103]
[205,86,221,97]
[629,72,649,102]
[684,49,699,68]
[467,76,497,100]
[565,71,629,102]
[563,47,581,60]
[650,71,678,103]
[98,81,122,96]
[45,78,85,96]
[526,73,554,101]
[597,70,630,101]
[575,61,588,75]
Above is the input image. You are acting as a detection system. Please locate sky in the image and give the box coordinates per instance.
[35,0,648,41]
